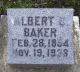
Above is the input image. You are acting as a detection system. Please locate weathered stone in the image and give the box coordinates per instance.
[0,15,7,72]
[0,15,79,72]
[7,8,74,64]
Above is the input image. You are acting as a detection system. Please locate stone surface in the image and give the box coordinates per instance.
[7,8,74,64]
[0,15,79,72]
[0,15,7,72]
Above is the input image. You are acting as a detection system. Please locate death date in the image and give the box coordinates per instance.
[14,48,68,58]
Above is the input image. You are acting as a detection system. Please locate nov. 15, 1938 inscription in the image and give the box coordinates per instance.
[7,8,74,64]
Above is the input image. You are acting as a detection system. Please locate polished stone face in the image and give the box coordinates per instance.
[7,8,74,64]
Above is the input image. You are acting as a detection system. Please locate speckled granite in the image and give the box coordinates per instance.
[0,15,80,72]
[7,8,74,64]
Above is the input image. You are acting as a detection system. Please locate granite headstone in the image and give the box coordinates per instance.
[7,8,74,64]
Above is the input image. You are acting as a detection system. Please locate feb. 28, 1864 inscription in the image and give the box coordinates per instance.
[7,8,74,64]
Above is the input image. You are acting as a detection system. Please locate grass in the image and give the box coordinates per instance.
[0,0,80,19]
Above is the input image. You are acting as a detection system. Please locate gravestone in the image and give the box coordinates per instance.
[7,8,74,64]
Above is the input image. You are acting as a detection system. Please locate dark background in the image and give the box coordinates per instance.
[0,0,80,22]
